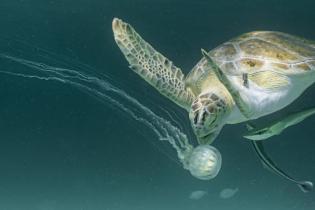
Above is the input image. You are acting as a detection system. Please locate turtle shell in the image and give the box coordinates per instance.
[185,31,315,95]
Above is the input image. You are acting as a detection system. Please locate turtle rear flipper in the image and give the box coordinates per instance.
[112,18,194,110]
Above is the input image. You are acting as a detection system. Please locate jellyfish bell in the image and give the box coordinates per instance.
[186,145,222,180]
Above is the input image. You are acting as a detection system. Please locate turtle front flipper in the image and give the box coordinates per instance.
[201,49,252,119]
[112,18,194,110]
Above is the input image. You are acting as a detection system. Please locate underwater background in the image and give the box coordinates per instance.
[0,0,315,209]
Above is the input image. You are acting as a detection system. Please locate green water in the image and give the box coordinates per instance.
[0,0,315,209]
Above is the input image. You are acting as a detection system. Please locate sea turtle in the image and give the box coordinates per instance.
[112,18,315,145]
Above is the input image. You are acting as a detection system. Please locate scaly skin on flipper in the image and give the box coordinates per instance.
[112,18,194,110]
[201,49,252,119]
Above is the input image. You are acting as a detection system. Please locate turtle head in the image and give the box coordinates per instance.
[189,92,230,144]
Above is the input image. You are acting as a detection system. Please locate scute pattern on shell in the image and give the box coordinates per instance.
[186,31,315,93]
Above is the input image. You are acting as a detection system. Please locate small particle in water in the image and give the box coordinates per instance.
[189,190,207,200]
[219,188,239,199]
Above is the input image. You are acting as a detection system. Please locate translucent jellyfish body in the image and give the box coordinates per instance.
[186,145,222,180]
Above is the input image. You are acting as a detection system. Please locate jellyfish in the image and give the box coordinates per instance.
[0,51,223,180]
[184,145,222,180]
